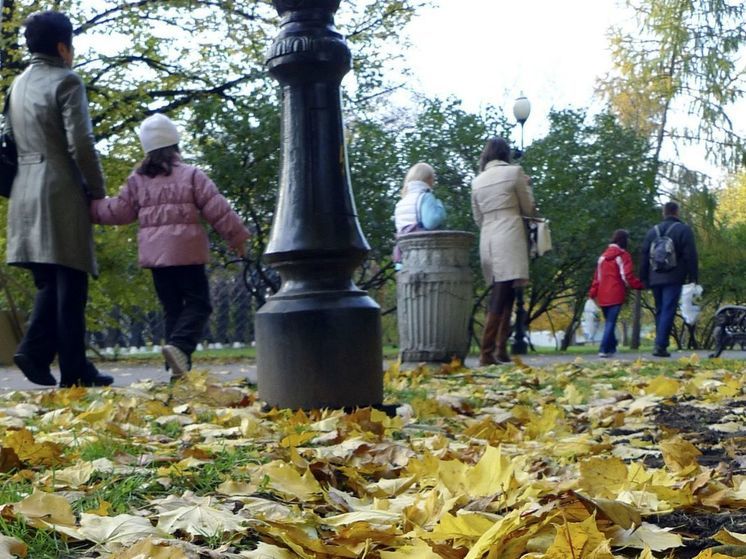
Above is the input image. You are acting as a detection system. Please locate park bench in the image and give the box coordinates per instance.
[710,305,746,358]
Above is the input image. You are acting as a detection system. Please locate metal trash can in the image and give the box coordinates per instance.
[397,230,475,362]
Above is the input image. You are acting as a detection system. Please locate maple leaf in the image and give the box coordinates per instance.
[713,528,746,545]
[14,488,75,529]
[155,494,246,537]
[573,492,641,529]
[4,429,64,467]
[645,375,681,397]
[380,537,441,558]
[579,456,628,498]
[0,447,20,473]
[544,515,614,559]
[0,534,27,559]
[47,460,96,487]
[258,460,323,501]
[609,522,684,551]
[239,542,297,558]
[660,435,702,474]
[107,537,188,558]
[462,507,526,559]
[66,513,166,549]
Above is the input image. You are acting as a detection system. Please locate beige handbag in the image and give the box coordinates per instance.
[526,217,552,258]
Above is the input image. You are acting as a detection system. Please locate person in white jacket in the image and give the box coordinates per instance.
[392,162,446,265]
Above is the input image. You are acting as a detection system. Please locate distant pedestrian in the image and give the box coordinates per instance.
[639,202,699,357]
[471,137,536,365]
[4,11,112,388]
[392,162,446,265]
[91,114,250,380]
[588,229,644,357]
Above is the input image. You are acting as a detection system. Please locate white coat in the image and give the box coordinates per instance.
[471,160,535,284]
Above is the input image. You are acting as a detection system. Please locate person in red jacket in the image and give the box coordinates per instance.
[588,230,644,357]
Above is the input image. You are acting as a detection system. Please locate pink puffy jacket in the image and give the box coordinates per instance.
[90,163,250,268]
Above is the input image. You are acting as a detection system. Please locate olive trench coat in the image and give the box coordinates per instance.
[4,54,105,276]
[471,160,535,284]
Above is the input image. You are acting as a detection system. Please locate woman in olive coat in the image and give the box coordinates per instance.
[3,11,111,387]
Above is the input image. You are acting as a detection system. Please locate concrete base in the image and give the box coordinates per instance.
[256,292,383,409]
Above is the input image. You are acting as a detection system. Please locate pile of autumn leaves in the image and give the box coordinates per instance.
[0,356,744,558]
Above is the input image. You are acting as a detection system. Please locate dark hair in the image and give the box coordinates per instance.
[24,11,73,57]
[136,145,181,178]
[611,229,629,249]
[663,201,679,217]
[479,137,511,171]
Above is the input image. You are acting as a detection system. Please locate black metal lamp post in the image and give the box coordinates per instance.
[511,95,531,355]
[255,0,383,409]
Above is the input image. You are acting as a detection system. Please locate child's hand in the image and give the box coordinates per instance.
[232,243,247,258]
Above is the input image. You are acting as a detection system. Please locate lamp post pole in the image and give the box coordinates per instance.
[256,0,383,409]
[511,95,531,355]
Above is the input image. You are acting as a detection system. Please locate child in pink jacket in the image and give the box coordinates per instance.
[91,114,250,380]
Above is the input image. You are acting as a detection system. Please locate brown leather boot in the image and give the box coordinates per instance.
[495,306,513,363]
[479,312,500,365]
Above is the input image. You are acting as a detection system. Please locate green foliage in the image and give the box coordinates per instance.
[0,0,430,324]
[522,109,659,340]
[348,97,512,269]
[599,0,746,170]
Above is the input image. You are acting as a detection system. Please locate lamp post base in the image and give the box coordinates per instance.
[511,287,528,355]
[256,292,383,410]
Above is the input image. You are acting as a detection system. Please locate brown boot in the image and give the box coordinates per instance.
[495,305,513,363]
[479,312,500,365]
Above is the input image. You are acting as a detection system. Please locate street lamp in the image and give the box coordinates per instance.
[511,94,531,355]
[255,0,383,409]
[513,95,531,150]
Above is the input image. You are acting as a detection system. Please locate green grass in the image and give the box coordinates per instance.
[91,345,257,364]
[93,343,402,365]
[167,445,262,496]
[0,517,79,559]
[72,473,156,515]
[76,437,143,461]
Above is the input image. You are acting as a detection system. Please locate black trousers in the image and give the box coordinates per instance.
[17,263,92,383]
[151,265,212,355]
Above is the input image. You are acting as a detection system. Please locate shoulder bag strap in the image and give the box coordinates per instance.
[414,191,426,227]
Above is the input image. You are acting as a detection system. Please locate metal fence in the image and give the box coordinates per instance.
[88,264,257,354]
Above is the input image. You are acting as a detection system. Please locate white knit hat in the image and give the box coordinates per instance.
[138,113,180,153]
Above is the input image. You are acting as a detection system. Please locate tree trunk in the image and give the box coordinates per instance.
[631,290,642,349]
[560,298,584,351]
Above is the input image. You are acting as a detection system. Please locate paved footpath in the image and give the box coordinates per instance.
[0,349,744,392]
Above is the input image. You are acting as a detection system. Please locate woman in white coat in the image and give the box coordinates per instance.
[471,138,536,365]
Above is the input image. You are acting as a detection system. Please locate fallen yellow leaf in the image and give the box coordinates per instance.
[14,489,75,529]
[645,375,680,397]
[4,429,63,467]
[0,534,27,559]
[579,456,628,498]
[107,537,188,559]
[660,435,701,474]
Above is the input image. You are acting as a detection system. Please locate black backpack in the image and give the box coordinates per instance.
[649,222,679,272]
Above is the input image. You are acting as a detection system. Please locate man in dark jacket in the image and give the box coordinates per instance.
[4,11,112,387]
[640,202,699,357]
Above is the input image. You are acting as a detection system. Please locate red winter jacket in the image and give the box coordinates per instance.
[588,244,644,307]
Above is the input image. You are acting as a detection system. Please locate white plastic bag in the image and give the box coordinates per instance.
[581,298,601,342]
[679,283,703,325]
